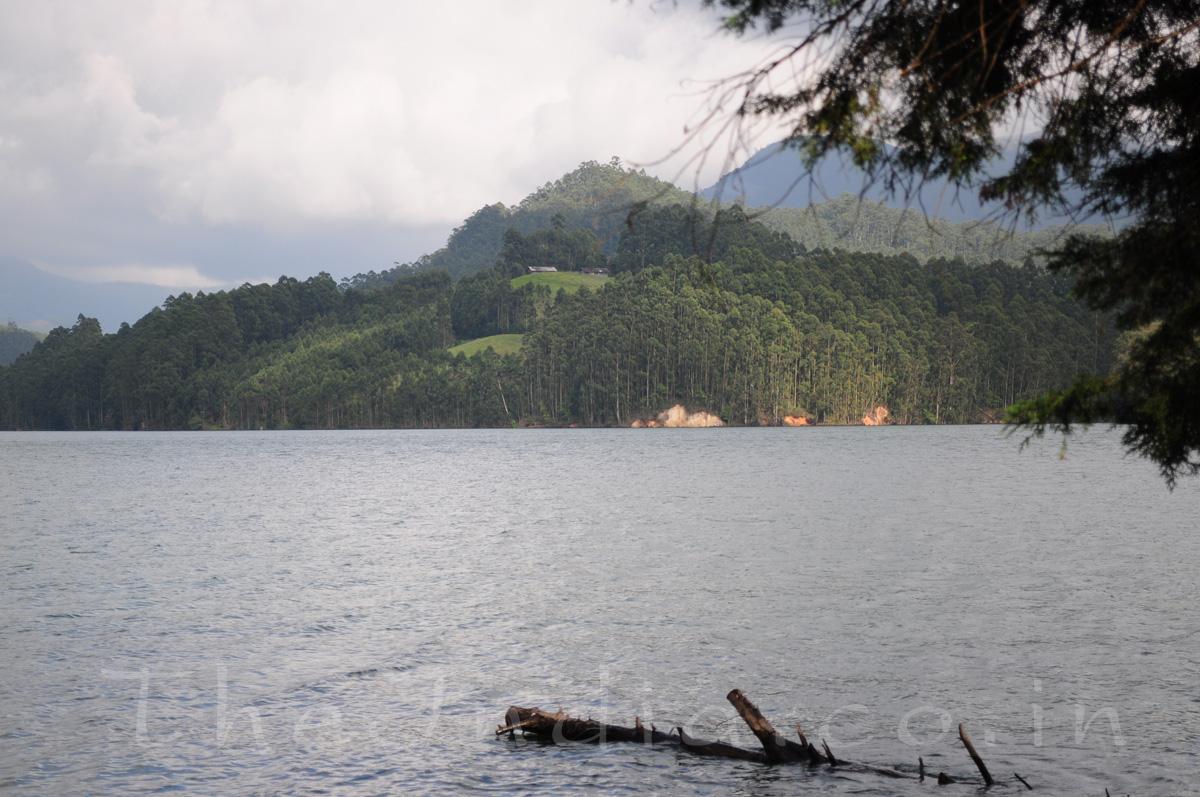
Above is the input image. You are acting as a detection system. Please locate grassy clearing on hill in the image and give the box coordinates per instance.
[510,272,608,293]
[448,333,525,357]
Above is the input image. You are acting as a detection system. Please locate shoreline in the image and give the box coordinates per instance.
[0,420,1017,432]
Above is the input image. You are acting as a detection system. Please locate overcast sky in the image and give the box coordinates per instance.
[0,0,772,290]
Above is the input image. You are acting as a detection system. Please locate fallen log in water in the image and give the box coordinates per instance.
[498,688,1025,789]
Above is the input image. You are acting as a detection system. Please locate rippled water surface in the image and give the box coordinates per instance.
[1,428,1197,795]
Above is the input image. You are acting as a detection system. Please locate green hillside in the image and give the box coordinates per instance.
[449,334,524,357]
[510,272,608,294]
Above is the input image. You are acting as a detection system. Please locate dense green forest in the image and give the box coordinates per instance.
[0,162,1116,430]
[0,323,43,366]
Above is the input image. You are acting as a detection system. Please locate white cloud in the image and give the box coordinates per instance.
[33,261,225,289]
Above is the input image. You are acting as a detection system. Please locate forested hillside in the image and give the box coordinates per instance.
[0,178,1115,430]
[341,159,692,289]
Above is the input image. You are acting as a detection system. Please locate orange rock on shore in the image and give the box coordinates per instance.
[862,405,890,426]
[658,404,723,427]
[782,415,809,426]
[630,404,723,428]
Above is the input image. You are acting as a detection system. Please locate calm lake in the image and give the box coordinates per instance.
[1,428,1197,795]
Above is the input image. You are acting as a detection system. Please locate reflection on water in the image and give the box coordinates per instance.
[1,427,1196,794]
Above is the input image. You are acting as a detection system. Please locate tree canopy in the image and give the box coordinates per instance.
[700,0,1200,483]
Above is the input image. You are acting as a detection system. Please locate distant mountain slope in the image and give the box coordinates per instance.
[0,323,43,365]
[701,141,990,221]
[0,258,174,333]
[342,160,693,288]
[756,195,1101,265]
[702,140,1086,228]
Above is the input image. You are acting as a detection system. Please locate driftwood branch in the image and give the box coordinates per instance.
[499,689,1026,789]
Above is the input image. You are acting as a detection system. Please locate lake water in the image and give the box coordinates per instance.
[1,428,1197,795]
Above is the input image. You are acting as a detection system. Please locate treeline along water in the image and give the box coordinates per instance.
[1,428,1196,794]
[0,240,1114,430]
